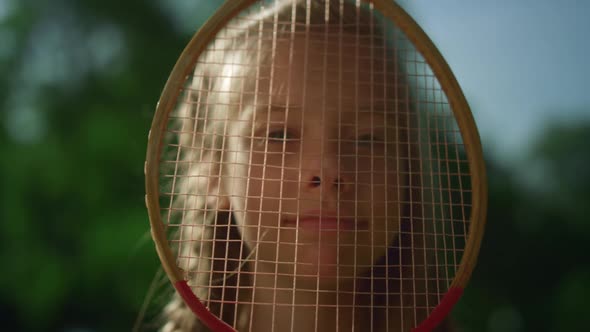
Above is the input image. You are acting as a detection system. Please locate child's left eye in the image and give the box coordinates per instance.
[357,133,384,144]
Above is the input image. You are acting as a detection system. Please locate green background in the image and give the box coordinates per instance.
[1,1,588,331]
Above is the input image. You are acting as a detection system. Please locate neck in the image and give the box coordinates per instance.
[233,260,421,332]
[238,269,372,332]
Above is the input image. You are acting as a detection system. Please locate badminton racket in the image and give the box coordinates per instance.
[145,1,487,331]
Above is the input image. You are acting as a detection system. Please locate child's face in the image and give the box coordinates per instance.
[222,34,403,288]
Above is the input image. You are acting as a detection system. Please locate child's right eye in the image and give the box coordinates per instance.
[267,129,291,142]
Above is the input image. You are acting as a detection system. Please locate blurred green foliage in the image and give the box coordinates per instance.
[0,1,588,331]
[0,0,220,330]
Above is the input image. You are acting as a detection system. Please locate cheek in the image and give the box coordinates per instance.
[354,153,402,241]
[354,153,400,200]
[228,151,285,232]
[245,151,282,198]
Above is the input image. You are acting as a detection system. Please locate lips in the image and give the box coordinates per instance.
[283,210,368,231]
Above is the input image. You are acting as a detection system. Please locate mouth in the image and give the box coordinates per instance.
[282,210,368,231]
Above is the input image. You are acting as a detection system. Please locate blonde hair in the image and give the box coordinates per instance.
[159,1,452,331]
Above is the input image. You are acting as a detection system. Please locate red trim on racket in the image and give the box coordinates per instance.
[412,287,464,332]
[174,280,235,332]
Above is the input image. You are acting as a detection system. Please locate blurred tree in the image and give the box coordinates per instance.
[0,0,220,331]
[1,0,589,331]
[454,121,590,332]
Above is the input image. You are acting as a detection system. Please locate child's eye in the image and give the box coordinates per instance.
[267,129,292,142]
[357,133,384,145]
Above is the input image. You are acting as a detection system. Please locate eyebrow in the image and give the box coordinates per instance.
[337,107,388,121]
[253,103,391,120]
[252,103,302,118]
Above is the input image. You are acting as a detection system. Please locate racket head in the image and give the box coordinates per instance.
[145,1,487,331]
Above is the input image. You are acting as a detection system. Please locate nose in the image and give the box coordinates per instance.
[303,148,352,194]
[306,173,351,193]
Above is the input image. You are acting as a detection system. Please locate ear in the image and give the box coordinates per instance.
[206,178,230,210]
[201,152,230,211]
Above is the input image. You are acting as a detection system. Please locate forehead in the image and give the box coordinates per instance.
[273,33,393,80]
[261,33,397,108]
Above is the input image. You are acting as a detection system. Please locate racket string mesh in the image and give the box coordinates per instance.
[157,0,471,331]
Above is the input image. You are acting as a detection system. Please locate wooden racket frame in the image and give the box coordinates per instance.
[145,0,488,331]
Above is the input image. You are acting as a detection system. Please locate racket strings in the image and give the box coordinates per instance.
[157,0,472,331]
